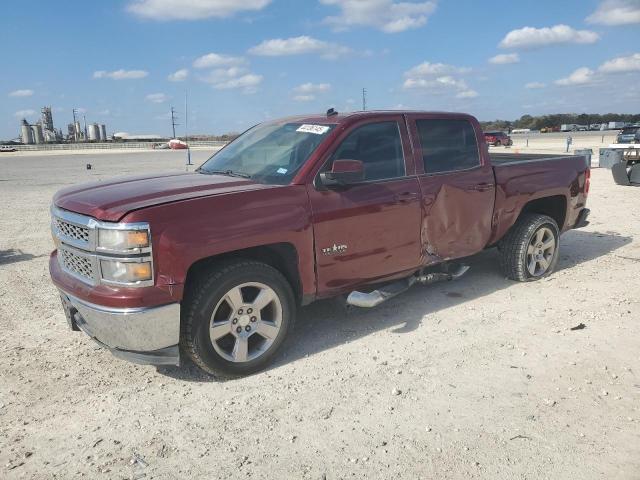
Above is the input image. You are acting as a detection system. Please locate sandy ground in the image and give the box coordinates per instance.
[0,150,639,479]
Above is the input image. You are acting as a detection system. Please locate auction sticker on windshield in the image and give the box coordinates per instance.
[296,124,330,135]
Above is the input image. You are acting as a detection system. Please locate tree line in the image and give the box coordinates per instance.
[480,113,640,131]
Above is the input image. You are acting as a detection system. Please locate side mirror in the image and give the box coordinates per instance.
[320,159,365,186]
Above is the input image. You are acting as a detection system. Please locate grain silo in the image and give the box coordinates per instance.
[21,119,34,144]
[31,124,44,144]
[88,123,99,141]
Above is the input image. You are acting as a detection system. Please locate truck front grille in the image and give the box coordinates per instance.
[55,218,90,243]
[59,247,97,284]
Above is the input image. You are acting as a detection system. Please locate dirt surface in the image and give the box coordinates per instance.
[1,151,639,479]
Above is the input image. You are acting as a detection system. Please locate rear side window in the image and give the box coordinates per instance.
[329,121,405,181]
[416,119,480,174]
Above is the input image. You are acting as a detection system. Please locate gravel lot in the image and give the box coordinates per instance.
[1,150,639,479]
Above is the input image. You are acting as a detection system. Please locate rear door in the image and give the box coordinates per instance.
[407,114,496,262]
[307,117,422,295]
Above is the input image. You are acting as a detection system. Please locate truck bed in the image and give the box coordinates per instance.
[490,152,585,165]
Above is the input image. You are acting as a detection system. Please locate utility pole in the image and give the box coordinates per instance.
[362,88,367,111]
[170,106,178,139]
[72,108,78,142]
[185,91,192,166]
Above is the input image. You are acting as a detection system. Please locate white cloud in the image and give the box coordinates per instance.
[586,0,640,25]
[488,53,520,64]
[193,52,246,69]
[199,67,248,83]
[294,82,331,93]
[456,90,478,98]
[293,95,316,102]
[598,52,640,73]
[14,109,35,118]
[499,24,599,49]
[248,36,350,59]
[145,93,169,103]
[168,68,189,81]
[403,75,475,95]
[93,69,148,80]
[402,61,476,98]
[320,0,437,33]
[525,82,546,89]
[213,74,263,93]
[127,0,271,20]
[555,67,595,86]
[198,67,262,93]
[9,89,34,97]
[292,83,331,102]
[404,62,471,77]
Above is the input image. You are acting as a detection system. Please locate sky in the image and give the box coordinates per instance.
[1,0,639,139]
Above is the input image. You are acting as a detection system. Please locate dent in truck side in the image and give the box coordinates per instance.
[406,113,496,263]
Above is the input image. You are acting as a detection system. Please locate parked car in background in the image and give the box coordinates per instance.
[484,131,512,146]
[617,126,640,144]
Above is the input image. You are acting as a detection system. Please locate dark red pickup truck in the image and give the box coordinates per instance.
[50,111,590,375]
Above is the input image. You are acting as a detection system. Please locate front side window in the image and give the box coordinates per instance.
[416,119,480,174]
[328,121,405,181]
[199,121,335,185]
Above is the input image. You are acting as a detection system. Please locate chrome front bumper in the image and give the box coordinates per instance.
[59,290,180,366]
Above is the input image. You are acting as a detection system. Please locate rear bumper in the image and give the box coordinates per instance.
[574,208,590,229]
[59,289,180,366]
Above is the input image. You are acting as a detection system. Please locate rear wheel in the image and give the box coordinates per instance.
[181,260,295,376]
[498,214,560,282]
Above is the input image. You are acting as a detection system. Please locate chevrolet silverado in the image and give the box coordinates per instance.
[50,110,591,375]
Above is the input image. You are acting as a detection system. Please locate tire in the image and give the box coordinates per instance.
[498,214,560,282]
[181,260,296,376]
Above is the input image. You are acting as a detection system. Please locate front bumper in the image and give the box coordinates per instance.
[59,289,180,366]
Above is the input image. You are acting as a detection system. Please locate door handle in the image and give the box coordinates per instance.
[467,183,494,192]
[395,192,419,203]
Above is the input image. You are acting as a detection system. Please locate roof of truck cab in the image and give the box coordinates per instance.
[275,110,475,125]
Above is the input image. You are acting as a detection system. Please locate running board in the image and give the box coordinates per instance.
[346,264,470,308]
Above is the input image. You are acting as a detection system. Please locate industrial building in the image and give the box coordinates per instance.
[19,106,108,144]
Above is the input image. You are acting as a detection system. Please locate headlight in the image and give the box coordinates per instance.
[100,259,152,284]
[98,227,150,252]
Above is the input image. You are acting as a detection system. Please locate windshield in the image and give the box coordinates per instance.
[199,121,335,185]
[620,128,638,134]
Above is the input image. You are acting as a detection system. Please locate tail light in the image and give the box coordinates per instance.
[584,168,591,194]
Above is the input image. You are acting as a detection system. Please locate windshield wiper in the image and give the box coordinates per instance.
[198,169,251,179]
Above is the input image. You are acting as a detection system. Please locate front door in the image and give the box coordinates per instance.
[307,118,422,295]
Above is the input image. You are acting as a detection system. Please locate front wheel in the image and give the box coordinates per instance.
[181,260,295,376]
[498,214,560,282]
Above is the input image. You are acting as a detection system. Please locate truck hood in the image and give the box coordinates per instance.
[54,172,275,222]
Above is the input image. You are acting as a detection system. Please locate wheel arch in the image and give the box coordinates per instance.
[519,195,567,230]
[183,243,303,306]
